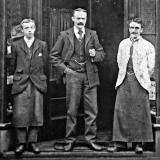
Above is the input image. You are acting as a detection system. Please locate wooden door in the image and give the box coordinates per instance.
[90,0,124,140]
[45,9,73,140]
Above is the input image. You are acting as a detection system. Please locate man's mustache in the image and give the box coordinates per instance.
[78,22,84,25]
[131,32,137,34]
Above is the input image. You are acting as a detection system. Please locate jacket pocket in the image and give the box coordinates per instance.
[16,68,23,73]
[39,75,47,80]
[93,65,98,72]
[13,75,22,81]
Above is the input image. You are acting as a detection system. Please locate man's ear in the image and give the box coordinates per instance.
[34,24,36,31]
[34,26,36,32]
[71,16,74,22]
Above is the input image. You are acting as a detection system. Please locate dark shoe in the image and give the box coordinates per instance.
[64,142,74,152]
[88,142,103,151]
[28,143,40,154]
[135,144,143,154]
[15,144,25,155]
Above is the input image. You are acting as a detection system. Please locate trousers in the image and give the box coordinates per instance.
[65,71,98,143]
[16,126,38,144]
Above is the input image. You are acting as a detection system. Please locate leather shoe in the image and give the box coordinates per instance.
[135,144,143,154]
[88,142,103,151]
[28,143,40,154]
[64,142,74,152]
[15,144,25,155]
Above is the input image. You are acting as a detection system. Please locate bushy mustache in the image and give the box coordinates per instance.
[78,22,84,25]
[131,32,137,34]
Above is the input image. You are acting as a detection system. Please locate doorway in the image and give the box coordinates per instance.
[92,0,124,140]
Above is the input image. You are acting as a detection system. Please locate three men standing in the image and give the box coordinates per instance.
[50,8,105,151]
[11,19,48,155]
[11,10,155,154]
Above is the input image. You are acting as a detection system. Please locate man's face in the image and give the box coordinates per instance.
[72,11,87,29]
[129,21,143,39]
[22,22,36,39]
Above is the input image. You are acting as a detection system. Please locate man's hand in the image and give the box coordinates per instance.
[64,67,76,75]
[89,48,96,57]
[89,49,96,62]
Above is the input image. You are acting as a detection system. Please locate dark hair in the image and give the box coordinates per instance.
[129,18,143,28]
[73,8,87,16]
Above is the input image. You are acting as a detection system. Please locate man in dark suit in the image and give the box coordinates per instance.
[50,8,105,151]
[11,19,48,155]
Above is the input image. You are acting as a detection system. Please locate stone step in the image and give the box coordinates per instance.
[1,140,156,160]
[2,150,158,160]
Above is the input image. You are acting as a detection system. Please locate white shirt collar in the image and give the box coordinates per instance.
[74,26,85,39]
[130,35,142,43]
[24,36,35,48]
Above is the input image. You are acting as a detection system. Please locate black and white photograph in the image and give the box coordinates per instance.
[0,0,159,159]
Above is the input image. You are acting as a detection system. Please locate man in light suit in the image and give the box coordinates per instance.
[108,18,155,154]
[50,8,105,151]
[11,19,48,155]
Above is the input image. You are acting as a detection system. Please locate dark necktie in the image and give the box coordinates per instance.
[130,42,134,56]
[78,29,83,41]
[127,39,137,74]
[130,38,138,56]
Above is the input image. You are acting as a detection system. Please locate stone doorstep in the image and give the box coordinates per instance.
[2,150,157,160]
[0,123,160,155]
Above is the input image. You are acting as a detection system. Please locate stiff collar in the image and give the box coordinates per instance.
[74,26,85,38]
[24,36,35,48]
[130,35,142,43]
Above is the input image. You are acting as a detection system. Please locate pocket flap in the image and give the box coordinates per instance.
[40,75,47,80]
[16,68,23,73]
[13,76,21,81]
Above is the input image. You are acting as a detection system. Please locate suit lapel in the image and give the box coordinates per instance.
[67,27,74,47]
[19,38,40,56]
[65,28,74,61]
[85,29,91,48]
[19,38,28,54]
[32,38,40,55]
[85,28,91,54]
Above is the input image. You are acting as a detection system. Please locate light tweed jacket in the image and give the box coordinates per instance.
[116,36,155,92]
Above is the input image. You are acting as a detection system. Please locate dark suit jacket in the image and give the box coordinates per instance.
[50,27,105,88]
[11,38,48,95]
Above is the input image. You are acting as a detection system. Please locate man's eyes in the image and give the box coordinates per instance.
[24,27,34,29]
[77,18,85,20]
[129,26,140,29]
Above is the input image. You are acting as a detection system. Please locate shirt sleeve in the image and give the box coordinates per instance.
[147,43,155,77]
